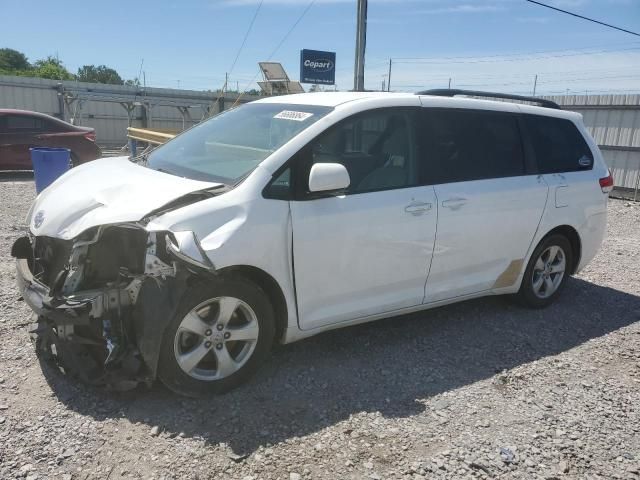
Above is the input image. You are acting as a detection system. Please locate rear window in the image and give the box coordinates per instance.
[524,115,593,173]
[418,108,525,185]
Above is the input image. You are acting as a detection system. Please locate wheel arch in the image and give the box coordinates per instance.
[216,265,288,343]
[540,224,582,274]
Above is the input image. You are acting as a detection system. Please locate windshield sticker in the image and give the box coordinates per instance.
[274,110,314,121]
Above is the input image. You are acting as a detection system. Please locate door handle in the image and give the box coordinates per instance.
[442,197,468,210]
[404,202,432,215]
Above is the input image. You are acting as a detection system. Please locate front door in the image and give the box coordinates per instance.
[290,107,438,330]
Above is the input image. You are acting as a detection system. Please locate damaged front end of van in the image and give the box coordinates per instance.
[11,157,223,390]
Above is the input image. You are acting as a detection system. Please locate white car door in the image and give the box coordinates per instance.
[421,108,549,303]
[289,108,438,330]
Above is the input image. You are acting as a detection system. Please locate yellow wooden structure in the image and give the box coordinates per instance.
[127,127,178,146]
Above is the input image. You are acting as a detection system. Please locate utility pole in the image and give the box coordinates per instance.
[532,74,538,96]
[448,78,451,89]
[353,0,368,91]
[387,58,392,92]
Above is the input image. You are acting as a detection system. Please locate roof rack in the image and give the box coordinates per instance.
[416,89,561,110]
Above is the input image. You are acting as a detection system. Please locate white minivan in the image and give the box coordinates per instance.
[13,90,612,395]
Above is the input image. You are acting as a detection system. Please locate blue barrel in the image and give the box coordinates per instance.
[30,147,71,193]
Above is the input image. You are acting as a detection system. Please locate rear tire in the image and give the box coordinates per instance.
[157,276,275,396]
[517,234,573,309]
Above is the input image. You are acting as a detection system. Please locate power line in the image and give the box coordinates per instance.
[392,41,640,62]
[393,73,640,89]
[394,46,640,65]
[384,67,640,83]
[265,0,316,61]
[457,74,640,88]
[228,0,264,77]
[525,0,640,37]
[232,0,317,107]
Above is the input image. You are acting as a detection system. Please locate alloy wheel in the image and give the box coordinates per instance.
[173,296,259,381]
[531,245,566,299]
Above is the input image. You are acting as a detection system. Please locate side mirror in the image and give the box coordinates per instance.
[308,163,350,194]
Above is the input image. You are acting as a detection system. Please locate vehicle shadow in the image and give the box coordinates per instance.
[40,277,640,455]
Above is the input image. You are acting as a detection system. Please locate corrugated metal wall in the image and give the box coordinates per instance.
[546,94,640,192]
[0,76,60,113]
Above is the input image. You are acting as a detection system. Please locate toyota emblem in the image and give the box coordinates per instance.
[33,210,45,229]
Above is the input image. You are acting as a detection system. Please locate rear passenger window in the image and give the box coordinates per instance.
[6,115,45,131]
[418,109,525,185]
[524,115,593,173]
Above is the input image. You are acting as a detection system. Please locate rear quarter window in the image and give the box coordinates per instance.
[524,115,593,173]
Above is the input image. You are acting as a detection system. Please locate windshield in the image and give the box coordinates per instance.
[147,102,333,183]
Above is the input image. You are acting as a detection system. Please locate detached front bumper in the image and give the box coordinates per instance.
[16,258,93,325]
[16,257,48,315]
[12,234,189,390]
[15,254,143,388]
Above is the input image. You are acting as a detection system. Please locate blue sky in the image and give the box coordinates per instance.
[2,0,639,94]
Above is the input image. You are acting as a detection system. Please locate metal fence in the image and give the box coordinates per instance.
[546,94,640,197]
[0,75,260,148]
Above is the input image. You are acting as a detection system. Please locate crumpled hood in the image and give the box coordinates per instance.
[29,156,221,240]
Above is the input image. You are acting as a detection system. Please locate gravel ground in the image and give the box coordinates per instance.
[1,177,639,480]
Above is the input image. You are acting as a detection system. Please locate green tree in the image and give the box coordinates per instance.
[125,77,141,87]
[0,48,31,71]
[77,64,124,85]
[32,56,74,80]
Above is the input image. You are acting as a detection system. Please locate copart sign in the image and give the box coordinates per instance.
[300,49,336,85]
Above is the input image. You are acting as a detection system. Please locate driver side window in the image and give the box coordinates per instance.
[305,108,418,195]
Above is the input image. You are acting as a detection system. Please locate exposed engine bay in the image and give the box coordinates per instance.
[12,224,204,390]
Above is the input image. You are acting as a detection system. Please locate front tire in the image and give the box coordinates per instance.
[517,234,573,308]
[157,276,275,396]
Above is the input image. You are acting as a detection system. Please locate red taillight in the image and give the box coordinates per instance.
[599,171,614,194]
[84,131,96,142]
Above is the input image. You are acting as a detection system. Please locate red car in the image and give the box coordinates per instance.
[0,109,101,170]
